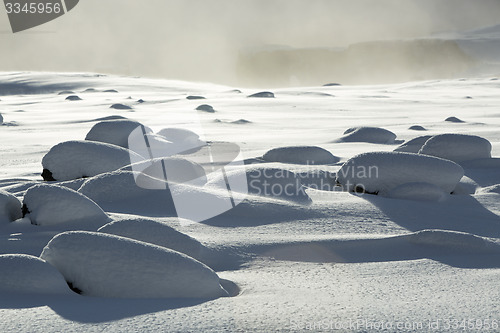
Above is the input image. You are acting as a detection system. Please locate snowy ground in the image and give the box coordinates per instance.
[1,71,500,332]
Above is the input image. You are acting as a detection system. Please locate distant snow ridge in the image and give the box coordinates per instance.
[394,135,433,153]
[385,182,447,202]
[337,127,397,144]
[40,231,228,298]
[418,134,492,163]
[85,119,152,149]
[0,189,22,223]
[42,140,143,181]
[262,146,340,165]
[336,151,464,195]
[406,229,490,252]
[98,217,203,260]
[23,184,108,227]
[207,166,311,204]
[0,254,71,295]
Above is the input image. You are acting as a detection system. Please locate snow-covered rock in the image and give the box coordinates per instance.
[22,184,109,227]
[337,127,397,144]
[0,254,71,295]
[336,151,464,194]
[85,119,151,149]
[385,182,447,202]
[262,146,339,165]
[124,157,207,186]
[97,217,203,259]
[418,134,492,163]
[394,135,432,153]
[42,140,143,181]
[0,189,22,223]
[207,166,311,204]
[77,170,176,215]
[40,231,228,298]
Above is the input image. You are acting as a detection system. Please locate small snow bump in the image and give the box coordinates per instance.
[58,90,75,95]
[248,91,275,98]
[110,103,133,110]
[408,125,427,131]
[445,116,465,123]
[65,95,82,101]
[196,104,216,113]
[186,95,206,100]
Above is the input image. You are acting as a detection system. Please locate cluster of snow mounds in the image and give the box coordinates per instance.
[262,146,339,165]
[336,151,464,195]
[337,127,397,144]
[23,184,109,227]
[42,140,143,181]
[97,217,203,260]
[41,231,228,298]
[123,157,207,186]
[386,182,447,202]
[0,254,71,295]
[207,166,311,204]
[418,134,492,163]
[77,170,176,215]
[85,119,151,149]
[0,189,22,223]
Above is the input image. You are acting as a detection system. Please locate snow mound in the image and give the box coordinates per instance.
[186,95,205,100]
[77,170,176,214]
[445,116,465,123]
[42,140,143,181]
[262,146,339,165]
[85,119,152,149]
[40,231,228,298]
[65,95,82,101]
[196,104,216,113]
[336,152,464,194]
[384,182,447,202]
[0,254,71,295]
[157,127,202,145]
[110,103,132,110]
[418,134,492,163]
[394,135,432,153]
[207,166,311,204]
[97,218,202,259]
[0,189,22,223]
[23,184,108,226]
[337,127,397,144]
[248,91,275,98]
[406,229,488,251]
[408,125,427,131]
[124,157,207,186]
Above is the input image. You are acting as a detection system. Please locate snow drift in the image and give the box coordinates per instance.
[22,184,109,227]
[418,134,492,163]
[0,254,71,295]
[262,146,339,165]
[336,151,464,195]
[41,140,143,181]
[40,231,228,298]
[0,189,22,223]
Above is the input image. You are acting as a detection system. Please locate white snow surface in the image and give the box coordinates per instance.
[42,140,143,181]
[0,189,22,223]
[0,254,71,295]
[1,71,500,332]
[40,231,228,298]
[336,151,464,194]
[385,182,447,202]
[419,133,492,163]
[23,184,109,227]
[262,146,339,165]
